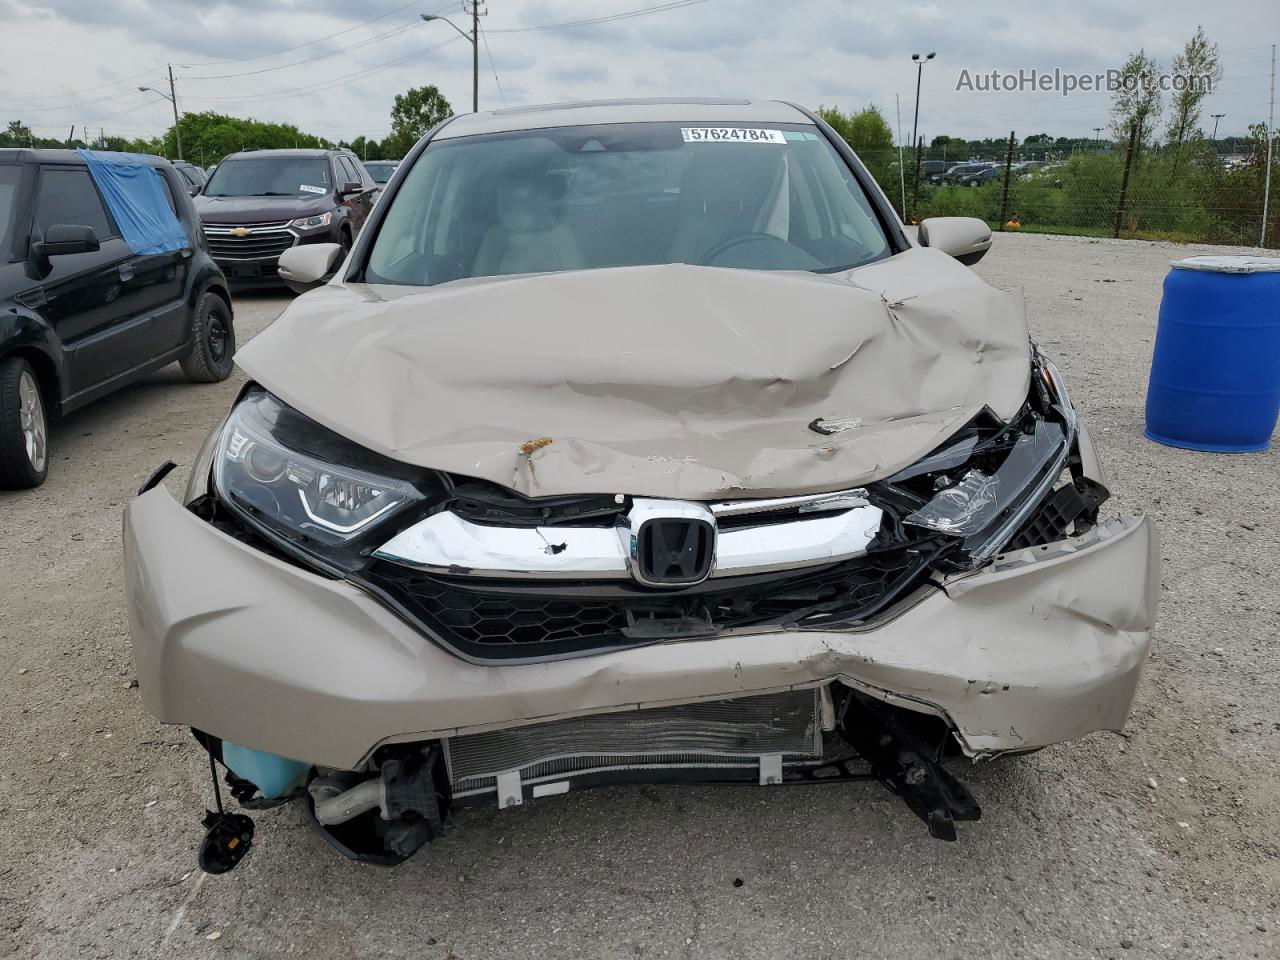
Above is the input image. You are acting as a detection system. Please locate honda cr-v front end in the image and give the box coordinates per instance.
[124,99,1159,869]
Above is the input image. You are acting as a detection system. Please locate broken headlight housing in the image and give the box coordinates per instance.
[885,349,1084,563]
[213,389,428,548]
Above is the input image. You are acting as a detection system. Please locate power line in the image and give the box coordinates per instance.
[180,36,463,105]
[176,0,454,67]
[180,18,426,80]
[1,81,167,114]
[486,0,709,33]
[479,23,507,106]
[0,63,167,104]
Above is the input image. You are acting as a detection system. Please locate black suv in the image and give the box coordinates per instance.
[173,161,207,197]
[0,149,233,489]
[195,148,376,287]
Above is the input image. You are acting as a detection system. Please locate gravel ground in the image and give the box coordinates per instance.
[2,233,1277,959]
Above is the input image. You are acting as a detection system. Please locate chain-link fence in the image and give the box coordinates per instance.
[857,132,1277,248]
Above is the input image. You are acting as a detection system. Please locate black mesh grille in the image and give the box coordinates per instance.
[366,548,933,660]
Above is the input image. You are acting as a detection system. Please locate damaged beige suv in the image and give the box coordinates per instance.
[124,99,1159,870]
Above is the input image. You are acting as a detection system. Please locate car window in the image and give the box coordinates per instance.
[35,167,117,239]
[159,172,181,214]
[204,157,331,197]
[366,121,890,287]
[365,162,397,185]
[0,165,20,256]
[337,156,360,186]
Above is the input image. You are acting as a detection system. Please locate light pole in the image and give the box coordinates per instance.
[422,10,479,113]
[1210,113,1225,141]
[909,51,935,220]
[139,67,182,160]
[1092,126,1103,148]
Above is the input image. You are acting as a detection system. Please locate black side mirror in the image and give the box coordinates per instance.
[188,183,202,197]
[339,181,362,196]
[32,224,100,259]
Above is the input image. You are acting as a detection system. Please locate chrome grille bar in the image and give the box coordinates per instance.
[374,497,883,581]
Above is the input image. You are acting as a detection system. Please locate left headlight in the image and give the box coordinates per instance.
[897,349,1078,561]
[289,212,332,231]
[213,389,426,547]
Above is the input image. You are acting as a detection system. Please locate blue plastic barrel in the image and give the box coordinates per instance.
[1145,256,1280,453]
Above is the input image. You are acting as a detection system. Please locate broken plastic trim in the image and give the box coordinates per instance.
[838,691,981,841]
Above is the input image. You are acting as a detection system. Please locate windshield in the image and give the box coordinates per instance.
[365,121,890,286]
[365,162,397,184]
[0,165,18,256]
[203,157,331,198]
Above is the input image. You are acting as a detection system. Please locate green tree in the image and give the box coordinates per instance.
[1110,50,1164,146]
[349,135,387,162]
[1167,27,1222,147]
[158,111,330,164]
[384,85,452,159]
[818,104,895,191]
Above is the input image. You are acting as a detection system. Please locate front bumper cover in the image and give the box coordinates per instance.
[124,487,1160,770]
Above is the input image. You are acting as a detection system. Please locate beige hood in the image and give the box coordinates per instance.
[235,248,1031,499]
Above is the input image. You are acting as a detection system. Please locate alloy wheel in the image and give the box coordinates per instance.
[17,370,46,473]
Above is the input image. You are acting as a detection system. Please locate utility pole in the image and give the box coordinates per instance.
[1262,44,1275,248]
[422,3,483,112]
[909,52,935,222]
[167,65,183,160]
[1210,113,1225,142]
[471,1,481,115]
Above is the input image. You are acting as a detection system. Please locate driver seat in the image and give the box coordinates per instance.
[668,150,784,264]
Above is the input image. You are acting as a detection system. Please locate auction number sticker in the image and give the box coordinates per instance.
[299,184,326,194]
[681,127,786,144]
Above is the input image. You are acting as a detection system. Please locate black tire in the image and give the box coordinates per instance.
[0,356,50,489]
[180,291,236,383]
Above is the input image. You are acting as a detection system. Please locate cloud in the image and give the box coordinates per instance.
[1,0,1271,143]
[544,59,609,86]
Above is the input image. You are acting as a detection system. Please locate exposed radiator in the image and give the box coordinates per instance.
[445,689,823,800]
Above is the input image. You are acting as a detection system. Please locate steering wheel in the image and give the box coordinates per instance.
[698,232,787,266]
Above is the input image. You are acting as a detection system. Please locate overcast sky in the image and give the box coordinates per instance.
[3,0,1277,149]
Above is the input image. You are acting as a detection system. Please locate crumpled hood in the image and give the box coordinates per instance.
[235,248,1031,499]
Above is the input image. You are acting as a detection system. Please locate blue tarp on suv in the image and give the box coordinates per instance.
[77,149,189,255]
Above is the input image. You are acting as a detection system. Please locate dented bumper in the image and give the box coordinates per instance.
[124,487,1159,770]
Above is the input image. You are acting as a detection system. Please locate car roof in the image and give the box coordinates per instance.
[435,97,813,140]
[218,148,348,161]
[0,147,172,167]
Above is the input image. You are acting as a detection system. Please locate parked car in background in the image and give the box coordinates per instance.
[125,98,1158,871]
[173,161,207,197]
[958,166,1003,187]
[194,148,376,287]
[919,159,947,180]
[0,149,234,488]
[937,162,992,185]
[362,160,399,187]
